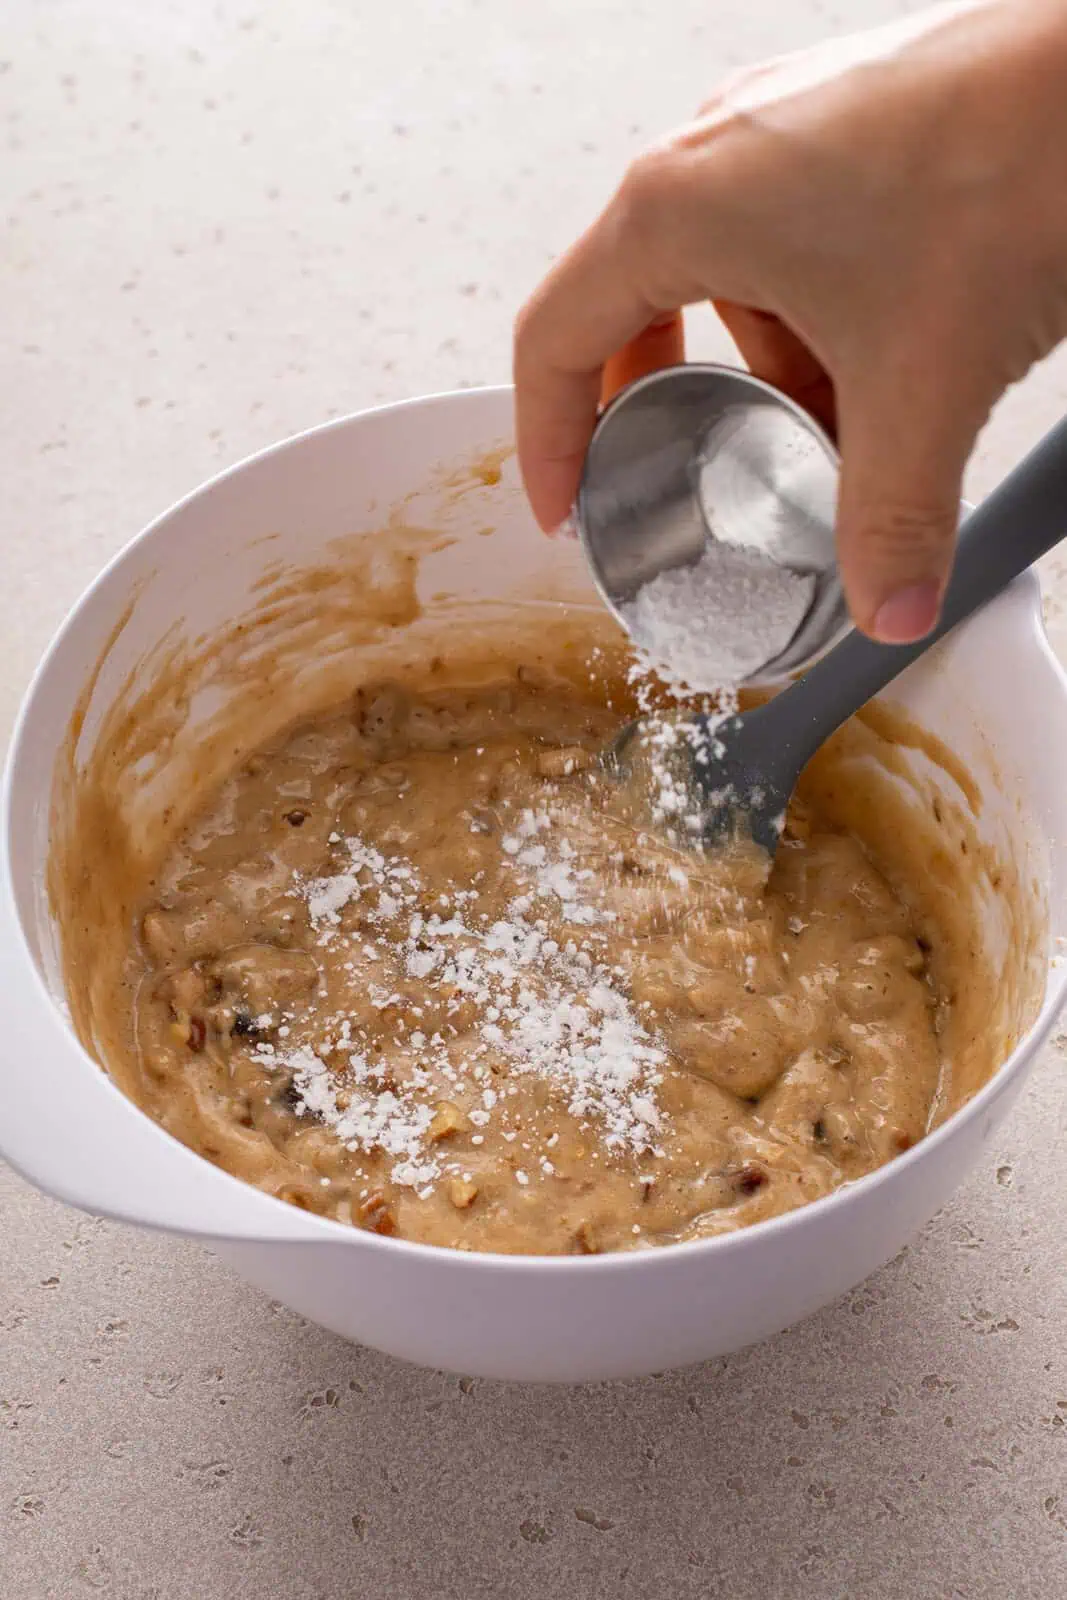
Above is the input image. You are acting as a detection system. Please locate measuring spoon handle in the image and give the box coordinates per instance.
[780,413,1067,761]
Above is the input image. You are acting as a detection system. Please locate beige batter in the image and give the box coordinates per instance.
[103,669,997,1255]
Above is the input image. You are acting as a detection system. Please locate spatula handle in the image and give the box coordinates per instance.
[783,413,1067,760]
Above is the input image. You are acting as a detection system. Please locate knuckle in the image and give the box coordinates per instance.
[616,144,688,236]
[851,499,956,561]
[613,143,696,292]
[696,60,768,119]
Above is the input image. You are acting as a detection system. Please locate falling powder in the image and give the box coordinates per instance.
[611,530,813,843]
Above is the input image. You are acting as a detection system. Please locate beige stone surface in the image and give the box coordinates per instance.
[2,3,1065,1596]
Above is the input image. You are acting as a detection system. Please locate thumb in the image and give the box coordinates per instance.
[834,363,985,644]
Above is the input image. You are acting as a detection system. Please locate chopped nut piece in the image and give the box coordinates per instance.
[212,944,318,1012]
[428,1100,469,1140]
[157,965,209,1013]
[573,1221,599,1254]
[357,1192,397,1236]
[735,1164,768,1197]
[142,907,183,964]
[448,1177,479,1209]
[142,1048,172,1083]
[536,745,593,779]
[169,1013,206,1051]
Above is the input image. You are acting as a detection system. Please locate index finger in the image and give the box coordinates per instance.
[512,194,674,532]
[513,128,771,530]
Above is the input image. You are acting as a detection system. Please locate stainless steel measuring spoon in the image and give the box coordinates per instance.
[577,363,845,684]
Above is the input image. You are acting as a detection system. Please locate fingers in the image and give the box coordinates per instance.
[833,351,987,642]
[714,301,837,439]
[513,207,666,532]
[513,142,745,532]
[600,312,686,407]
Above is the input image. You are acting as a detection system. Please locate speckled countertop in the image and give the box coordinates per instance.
[2,3,1065,1596]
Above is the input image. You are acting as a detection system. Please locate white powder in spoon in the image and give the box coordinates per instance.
[620,538,815,698]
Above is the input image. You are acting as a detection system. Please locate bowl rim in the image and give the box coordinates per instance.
[4,383,1067,1273]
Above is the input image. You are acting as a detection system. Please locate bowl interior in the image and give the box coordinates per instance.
[10,388,1067,1232]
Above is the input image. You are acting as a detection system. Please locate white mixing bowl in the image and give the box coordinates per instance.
[3,386,1066,1382]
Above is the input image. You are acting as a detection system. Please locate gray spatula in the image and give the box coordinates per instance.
[606,413,1067,853]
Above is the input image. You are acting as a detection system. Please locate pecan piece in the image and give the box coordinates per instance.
[357,1192,397,1236]
[428,1100,468,1141]
[536,745,592,779]
[170,1013,206,1052]
[448,1177,478,1209]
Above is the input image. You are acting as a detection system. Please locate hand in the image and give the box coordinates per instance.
[513,0,1067,642]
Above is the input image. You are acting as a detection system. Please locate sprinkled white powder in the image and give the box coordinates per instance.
[258,818,667,1192]
[253,1041,442,1191]
[621,538,815,698]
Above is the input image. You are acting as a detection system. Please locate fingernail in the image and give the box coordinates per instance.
[871,582,941,644]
